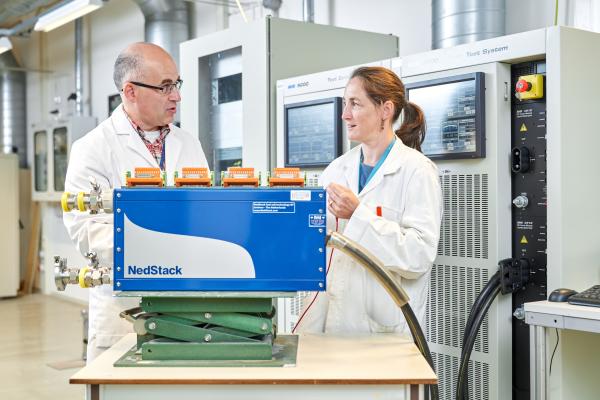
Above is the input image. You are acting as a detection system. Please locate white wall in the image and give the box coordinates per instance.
[506,0,558,34]
[329,0,431,56]
[89,0,143,120]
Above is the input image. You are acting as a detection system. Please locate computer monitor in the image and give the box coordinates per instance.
[406,72,485,160]
[284,97,343,168]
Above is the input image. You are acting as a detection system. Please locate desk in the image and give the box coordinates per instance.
[524,301,600,400]
[70,333,437,400]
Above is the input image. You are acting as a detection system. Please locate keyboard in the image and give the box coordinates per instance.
[568,285,600,307]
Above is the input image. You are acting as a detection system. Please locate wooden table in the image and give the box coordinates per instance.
[71,333,437,400]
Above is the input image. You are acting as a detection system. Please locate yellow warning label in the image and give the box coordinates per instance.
[520,235,528,244]
[520,123,528,132]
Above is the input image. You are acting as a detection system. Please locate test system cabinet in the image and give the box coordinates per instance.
[401,26,600,400]
[29,116,96,201]
[179,17,398,177]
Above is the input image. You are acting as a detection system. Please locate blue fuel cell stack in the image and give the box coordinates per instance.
[113,187,327,291]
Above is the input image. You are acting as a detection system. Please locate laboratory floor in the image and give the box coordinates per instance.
[0,294,86,400]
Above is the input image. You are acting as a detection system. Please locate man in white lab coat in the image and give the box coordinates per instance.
[63,43,208,362]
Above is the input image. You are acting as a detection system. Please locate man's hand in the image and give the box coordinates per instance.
[326,182,359,219]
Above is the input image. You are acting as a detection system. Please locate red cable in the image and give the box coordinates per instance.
[292,217,338,333]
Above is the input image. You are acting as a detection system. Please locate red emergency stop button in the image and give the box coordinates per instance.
[516,79,532,93]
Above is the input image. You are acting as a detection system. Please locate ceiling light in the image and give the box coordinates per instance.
[34,0,103,33]
[0,37,12,55]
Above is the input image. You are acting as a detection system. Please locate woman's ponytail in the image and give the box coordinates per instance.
[395,101,426,152]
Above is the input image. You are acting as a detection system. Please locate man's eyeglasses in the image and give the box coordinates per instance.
[128,79,183,95]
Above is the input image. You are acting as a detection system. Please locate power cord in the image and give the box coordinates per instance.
[456,258,531,400]
[292,217,338,333]
[549,328,559,375]
[457,278,501,400]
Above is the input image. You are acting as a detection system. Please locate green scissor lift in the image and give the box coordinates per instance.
[115,292,298,367]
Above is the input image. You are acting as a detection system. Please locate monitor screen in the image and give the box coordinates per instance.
[406,72,485,160]
[285,97,343,168]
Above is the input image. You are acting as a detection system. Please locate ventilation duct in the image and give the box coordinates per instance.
[263,0,282,17]
[0,52,26,167]
[134,0,191,67]
[432,0,505,49]
[303,0,315,23]
[75,17,84,116]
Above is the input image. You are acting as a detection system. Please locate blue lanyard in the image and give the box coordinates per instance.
[359,138,395,193]
[159,141,166,171]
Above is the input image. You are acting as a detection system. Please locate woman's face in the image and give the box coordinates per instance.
[342,77,382,143]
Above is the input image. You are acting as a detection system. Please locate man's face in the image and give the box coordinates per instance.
[129,52,181,130]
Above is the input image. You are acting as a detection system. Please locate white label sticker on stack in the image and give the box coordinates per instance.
[290,190,311,201]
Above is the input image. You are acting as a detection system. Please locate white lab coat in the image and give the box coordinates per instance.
[297,139,442,336]
[63,104,208,361]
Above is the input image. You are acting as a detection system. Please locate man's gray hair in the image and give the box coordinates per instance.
[113,51,144,90]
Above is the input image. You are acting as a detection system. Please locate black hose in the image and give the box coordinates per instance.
[456,281,501,400]
[402,303,439,400]
[461,271,501,356]
[459,272,502,399]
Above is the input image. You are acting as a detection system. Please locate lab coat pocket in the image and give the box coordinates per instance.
[364,272,403,332]
[379,204,402,222]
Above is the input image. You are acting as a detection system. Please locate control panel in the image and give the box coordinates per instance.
[511,62,547,399]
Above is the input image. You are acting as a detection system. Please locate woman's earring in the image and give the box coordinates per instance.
[380,119,385,130]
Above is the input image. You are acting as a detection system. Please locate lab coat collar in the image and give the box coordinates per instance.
[164,131,182,175]
[343,139,407,198]
[111,104,182,169]
[342,146,361,194]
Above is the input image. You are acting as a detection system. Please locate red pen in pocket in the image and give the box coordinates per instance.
[376,206,382,217]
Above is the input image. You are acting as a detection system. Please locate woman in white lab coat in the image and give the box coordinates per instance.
[296,66,442,336]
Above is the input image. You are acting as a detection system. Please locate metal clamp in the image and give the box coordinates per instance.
[119,307,154,335]
[61,176,113,214]
[53,254,112,291]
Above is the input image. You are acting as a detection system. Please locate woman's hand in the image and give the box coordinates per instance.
[326,183,359,219]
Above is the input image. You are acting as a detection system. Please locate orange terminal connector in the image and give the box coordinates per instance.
[222,167,259,187]
[175,167,212,187]
[126,168,164,187]
[269,167,305,187]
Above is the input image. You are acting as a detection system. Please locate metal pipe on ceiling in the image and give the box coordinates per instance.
[303,0,314,23]
[432,0,506,49]
[75,17,83,116]
[0,52,27,167]
[134,0,192,68]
